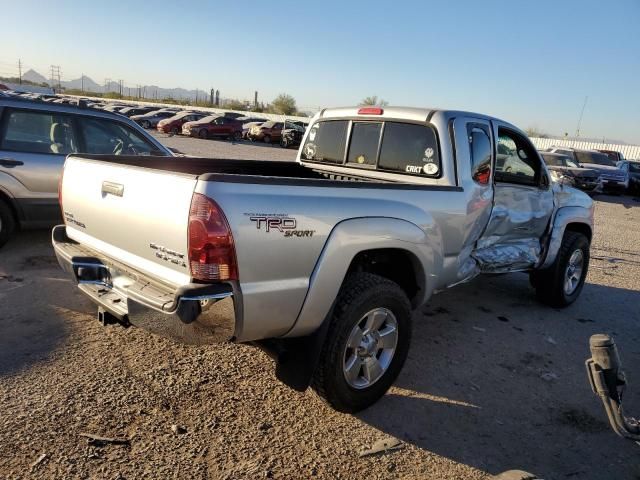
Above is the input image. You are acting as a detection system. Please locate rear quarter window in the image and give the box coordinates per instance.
[378,122,440,176]
[302,120,349,164]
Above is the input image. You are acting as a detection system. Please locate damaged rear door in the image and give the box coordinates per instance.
[474,124,554,272]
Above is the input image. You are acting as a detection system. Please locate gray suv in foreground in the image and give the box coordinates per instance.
[0,96,172,247]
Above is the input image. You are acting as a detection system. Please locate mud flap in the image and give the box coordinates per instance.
[255,303,334,392]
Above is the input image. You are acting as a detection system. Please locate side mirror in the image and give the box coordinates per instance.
[586,334,640,441]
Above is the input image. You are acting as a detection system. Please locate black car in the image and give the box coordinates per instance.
[280,128,304,148]
[540,152,601,194]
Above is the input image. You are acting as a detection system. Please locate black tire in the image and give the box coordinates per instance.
[530,231,590,307]
[229,131,242,142]
[263,134,271,144]
[0,199,16,248]
[311,273,412,413]
[141,120,150,129]
[198,129,208,139]
[171,126,179,135]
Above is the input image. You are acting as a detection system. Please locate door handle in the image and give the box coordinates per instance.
[101,181,124,197]
[0,158,24,168]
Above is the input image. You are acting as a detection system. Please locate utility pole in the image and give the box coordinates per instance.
[81,74,84,92]
[118,79,124,97]
[215,89,220,106]
[18,59,22,85]
[254,91,258,109]
[575,96,588,139]
[210,88,214,106]
[50,65,61,92]
[104,78,111,93]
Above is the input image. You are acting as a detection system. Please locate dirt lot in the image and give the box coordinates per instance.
[150,131,298,162]
[1,136,639,479]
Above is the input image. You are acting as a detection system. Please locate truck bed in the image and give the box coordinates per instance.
[71,155,463,189]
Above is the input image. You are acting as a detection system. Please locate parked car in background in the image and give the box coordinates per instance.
[222,112,246,119]
[131,110,177,129]
[118,106,157,118]
[241,120,266,139]
[617,160,640,195]
[182,115,243,140]
[0,95,172,247]
[546,147,629,194]
[539,152,601,194]
[157,111,206,134]
[248,120,284,143]
[103,104,129,112]
[280,127,304,148]
[598,149,625,164]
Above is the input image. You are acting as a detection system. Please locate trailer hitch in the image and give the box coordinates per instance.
[586,334,640,442]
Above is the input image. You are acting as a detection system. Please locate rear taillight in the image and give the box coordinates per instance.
[188,193,238,281]
[357,107,384,115]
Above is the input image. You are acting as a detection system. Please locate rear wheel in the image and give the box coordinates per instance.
[0,199,16,248]
[229,131,242,142]
[263,134,271,144]
[171,126,179,135]
[311,273,412,413]
[141,120,150,129]
[530,231,590,307]
[198,129,208,139]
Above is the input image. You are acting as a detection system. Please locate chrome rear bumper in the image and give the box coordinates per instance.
[52,225,237,344]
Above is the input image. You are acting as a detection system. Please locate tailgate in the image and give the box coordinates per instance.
[61,156,196,287]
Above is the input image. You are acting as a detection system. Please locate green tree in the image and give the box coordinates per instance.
[271,93,297,115]
[225,99,248,111]
[525,127,548,139]
[360,95,388,107]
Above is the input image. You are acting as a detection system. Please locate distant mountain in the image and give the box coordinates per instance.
[63,75,103,92]
[20,69,220,102]
[22,69,49,85]
[22,70,222,100]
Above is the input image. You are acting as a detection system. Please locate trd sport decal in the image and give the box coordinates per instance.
[246,213,315,238]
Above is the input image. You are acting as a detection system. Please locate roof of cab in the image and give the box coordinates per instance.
[318,105,512,126]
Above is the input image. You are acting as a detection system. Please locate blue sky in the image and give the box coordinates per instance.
[2,0,639,143]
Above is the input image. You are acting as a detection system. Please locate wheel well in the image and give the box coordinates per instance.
[346,248,423,306]
[565,222,592,242]
[0,190,19,227]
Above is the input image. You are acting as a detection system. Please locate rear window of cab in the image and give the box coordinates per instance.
[301,119,441,177]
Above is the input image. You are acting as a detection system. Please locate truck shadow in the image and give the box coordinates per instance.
[0,231,80,377]
[358,273,640,479]
[595,193,640,208]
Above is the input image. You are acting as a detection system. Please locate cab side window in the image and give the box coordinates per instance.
[495,128,541,186]
[1,109,78,155]
[467,124,492,185]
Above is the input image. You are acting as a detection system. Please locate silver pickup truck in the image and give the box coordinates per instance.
[53,106,594,412]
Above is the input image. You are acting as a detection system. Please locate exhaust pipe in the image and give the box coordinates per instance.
[586,334,640,441]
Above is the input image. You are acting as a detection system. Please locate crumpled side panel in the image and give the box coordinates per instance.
[473,238,541,273]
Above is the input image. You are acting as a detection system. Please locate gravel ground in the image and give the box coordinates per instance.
[1,134,639,479]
